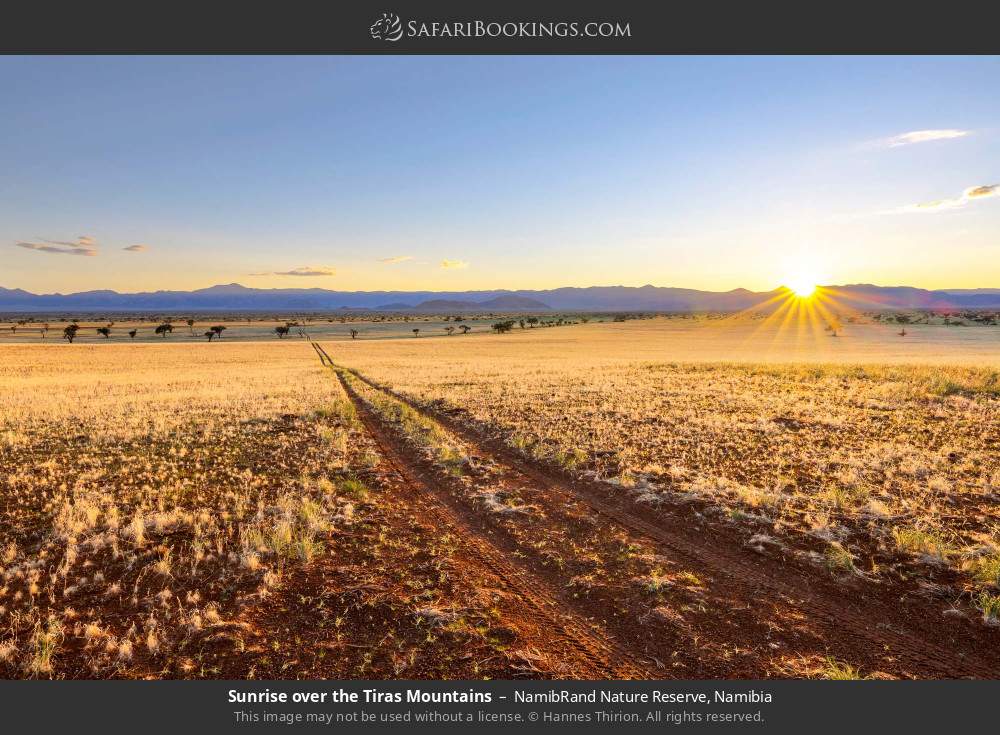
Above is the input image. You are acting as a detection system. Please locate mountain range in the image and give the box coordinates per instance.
[1,283,999,312]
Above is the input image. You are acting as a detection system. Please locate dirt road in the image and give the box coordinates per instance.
[315,342,1000,679]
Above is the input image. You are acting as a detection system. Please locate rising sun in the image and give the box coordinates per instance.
[783,261,821,298]
[788,278,817,298]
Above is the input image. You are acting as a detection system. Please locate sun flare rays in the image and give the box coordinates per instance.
[719,285,863,353]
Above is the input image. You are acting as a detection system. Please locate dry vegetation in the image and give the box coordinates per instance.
[4,317,1000,680]
[0,342,631,679]
[330,322,1000,622]
[0,343,372,677]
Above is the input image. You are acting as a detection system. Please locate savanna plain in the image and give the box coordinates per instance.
[2,315,1000,679]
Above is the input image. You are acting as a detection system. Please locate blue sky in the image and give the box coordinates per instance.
[1,56,998,293]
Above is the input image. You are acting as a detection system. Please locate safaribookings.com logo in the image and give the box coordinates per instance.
[370,13,403,41]
[369,13,631,42]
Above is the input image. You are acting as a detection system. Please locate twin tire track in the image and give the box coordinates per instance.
[313,342,651,679]
[313,342,1000,679]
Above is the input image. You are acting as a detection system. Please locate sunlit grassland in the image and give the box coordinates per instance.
[0,342,331,444]
[0,342,366,677]
[328,319,1000,611]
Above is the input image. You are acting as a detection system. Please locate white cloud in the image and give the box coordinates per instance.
[894,183,998,214]
[965,184,999,200]
[440,259,469,270]
[250,266,337,277]
[881,129,970,148]
[378,255,413,264]
[123,244,149,253]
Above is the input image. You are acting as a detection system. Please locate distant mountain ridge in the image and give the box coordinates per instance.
[1,283,1000,312]
[383,295,552,312]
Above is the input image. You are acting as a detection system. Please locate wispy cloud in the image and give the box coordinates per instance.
[378,255,414,264]
[880,129,970,148]
[893,184,998,214]
[249,266,337,277]
[14,235,98,256]
[440,259,469,270]
[966,184,999,199]
[123,244,149,253]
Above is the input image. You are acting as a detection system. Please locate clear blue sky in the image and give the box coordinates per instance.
[2,56,998,294]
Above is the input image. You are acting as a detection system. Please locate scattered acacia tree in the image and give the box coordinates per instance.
[444,326,455,336]
[274,325,290,339]
[492,320,515,334]
[128,329,138,339]
[63,324,79,343]
[459,324,471,334]
[186,318,196,335]
[350,329,359,339]
[154,323,173,338]
[211,325,226,339]
[412,328,420,337]
[518,319,525,329]
[526,317,539,328]
[204,330,216,342]
[96,327,111,339]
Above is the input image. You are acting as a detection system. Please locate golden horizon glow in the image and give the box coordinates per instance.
[721,283,875,358]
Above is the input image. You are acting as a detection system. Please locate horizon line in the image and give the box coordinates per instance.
[3,281,999,298]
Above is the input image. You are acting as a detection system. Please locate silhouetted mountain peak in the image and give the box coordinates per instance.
[195,283,251,294]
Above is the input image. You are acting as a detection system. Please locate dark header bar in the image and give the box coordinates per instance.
[1,1,998,54]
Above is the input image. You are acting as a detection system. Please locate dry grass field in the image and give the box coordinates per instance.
[0,341,665,678]
[3,317,1000,679]
[0,343,362,676]
[329,320,1000,622]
